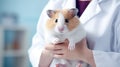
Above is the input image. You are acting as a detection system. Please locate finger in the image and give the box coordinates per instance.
[54,43,68,49]
[55,39,69,46]
[65,39,69,44]
[45,44,55,50]
[76,38,87,49]
[55,42,65,45]
[54,54,64,59]
[45,44,63,51]
[53,49,63,55]
[78,63,82,67]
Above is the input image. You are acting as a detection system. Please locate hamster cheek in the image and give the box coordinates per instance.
[54,26,60,33]
[63,25,69,33]
[67,18,79,31]
[46,19,56,31]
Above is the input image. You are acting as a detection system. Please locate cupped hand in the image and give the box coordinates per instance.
[45,38,88,60]
[45,38,96,67]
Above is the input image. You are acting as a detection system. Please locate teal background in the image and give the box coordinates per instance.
[0,0,49,67]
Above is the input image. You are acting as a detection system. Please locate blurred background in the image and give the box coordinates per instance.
[0,0,48,67]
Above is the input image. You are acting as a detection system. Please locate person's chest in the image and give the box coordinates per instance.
[78,0,119,51]
[83,9,117,51]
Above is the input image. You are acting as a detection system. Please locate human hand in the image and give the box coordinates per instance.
[39,43,54,67]
[45,38,96,67]
[45,38,88,60]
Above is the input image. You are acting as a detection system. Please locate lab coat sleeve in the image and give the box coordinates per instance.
[28,0,65,67]
[28,33,45,67]
[92,9,120,67]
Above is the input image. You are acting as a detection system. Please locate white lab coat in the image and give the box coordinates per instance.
[28,0,120,67]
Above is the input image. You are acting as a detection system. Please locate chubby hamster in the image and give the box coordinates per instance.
[44,8,86,50]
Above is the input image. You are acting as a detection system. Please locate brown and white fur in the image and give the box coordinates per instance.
[44,8,86,67]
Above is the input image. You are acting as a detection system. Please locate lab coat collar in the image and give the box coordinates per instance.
[80,0,102,24]
[62,0,76,9]
[62,0,102,24]
[98,0,104,3]
[62,0,103,8]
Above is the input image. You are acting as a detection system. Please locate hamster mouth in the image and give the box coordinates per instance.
[58,30,64,34]
[60,31,64,33]
[58,28,64,32]
[58,26,64,33]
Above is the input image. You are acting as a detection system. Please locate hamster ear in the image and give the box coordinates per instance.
[68,8,78,17]
[47,10,55,18]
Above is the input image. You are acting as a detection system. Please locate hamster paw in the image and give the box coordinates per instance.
[56,64,67,67]
[52,38,60,44]
[76,63,82,67]
[68,43,75,50]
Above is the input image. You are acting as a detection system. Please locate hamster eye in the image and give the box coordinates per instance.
[65,19,69,23]
[55,19,58,23]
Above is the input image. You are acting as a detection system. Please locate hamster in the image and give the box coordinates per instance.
[44,8,86,67]
[44,8,86,50]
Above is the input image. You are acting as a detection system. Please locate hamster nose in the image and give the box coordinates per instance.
[58,27,64,32]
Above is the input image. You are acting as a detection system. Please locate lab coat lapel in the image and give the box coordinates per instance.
[80,0,102,24]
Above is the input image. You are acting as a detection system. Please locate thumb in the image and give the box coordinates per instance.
[65,39,69,44]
